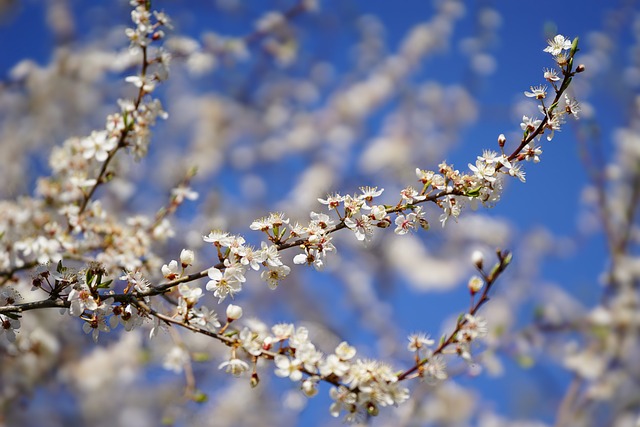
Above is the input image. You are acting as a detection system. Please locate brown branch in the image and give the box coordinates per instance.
[74,8,152,222]
[0,298,68,314]
[397,250,511,381]
[499,47,581,172]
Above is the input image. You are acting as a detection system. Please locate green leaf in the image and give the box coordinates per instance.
[465,187,482,198]
[192,390,208,403]
[86,270,94,287]
[570,37,579,56]
[192,352,211,362]
[96,279,113,289]
[502,251,513,267]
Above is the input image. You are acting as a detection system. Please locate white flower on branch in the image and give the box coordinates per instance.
[179,249,194,268]
[261,263,291,289]
[190,306,221,331]
[524,85,547,100]
[335,341,357,360]
[344,214,374,243]
[261,241,284,267]
[543,67,561,82]
[68,283,98,317]
[81,302,111,343]
[407,333,435,352]
[203,230,233,247]
[275,355,303,382]
[394,212,417,235]
[520,115,542,133]
[468,159,497,183]
[161,260,180,280]
[319,354,350,377]
[219,356,250,377]
[400,186,426,204]
[237,245,267,271]
[206,263,244,302]
[523,143,542,163]
[271,323,294,342]
[0,315,20,342]
[239,327,263,356]
[81,131,117,162]
[543,34,572,56]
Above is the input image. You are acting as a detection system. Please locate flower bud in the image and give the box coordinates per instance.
[498,134,506,148]
[502,250,513,266]
[180,249,195,268]
[468,275,484,294]
[376,218,391,228]
[576,64,585,73]
[226,304,243,320]
[367,402,379,417]
[471,250,484,270]
[250,372,260,388]
[262,336,273,351]
[302,379,318,397]
[161,260,179,280]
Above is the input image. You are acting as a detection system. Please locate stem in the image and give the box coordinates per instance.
[397,252,510,381]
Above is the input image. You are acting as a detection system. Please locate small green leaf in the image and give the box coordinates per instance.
[96,279,113,289]
[86,269,94,286]
[466,187,482,198]
[570,37,579,56]
[192,390,208,403]
[502,251,513,267]
[192,352,211,362]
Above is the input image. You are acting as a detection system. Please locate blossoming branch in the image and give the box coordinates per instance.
[0,1,583,423]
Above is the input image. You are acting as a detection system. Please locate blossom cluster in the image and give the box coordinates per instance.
[201,231,290,299]
[218,319,413,422]
[171,254,500,423]
[0,2,175,282]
